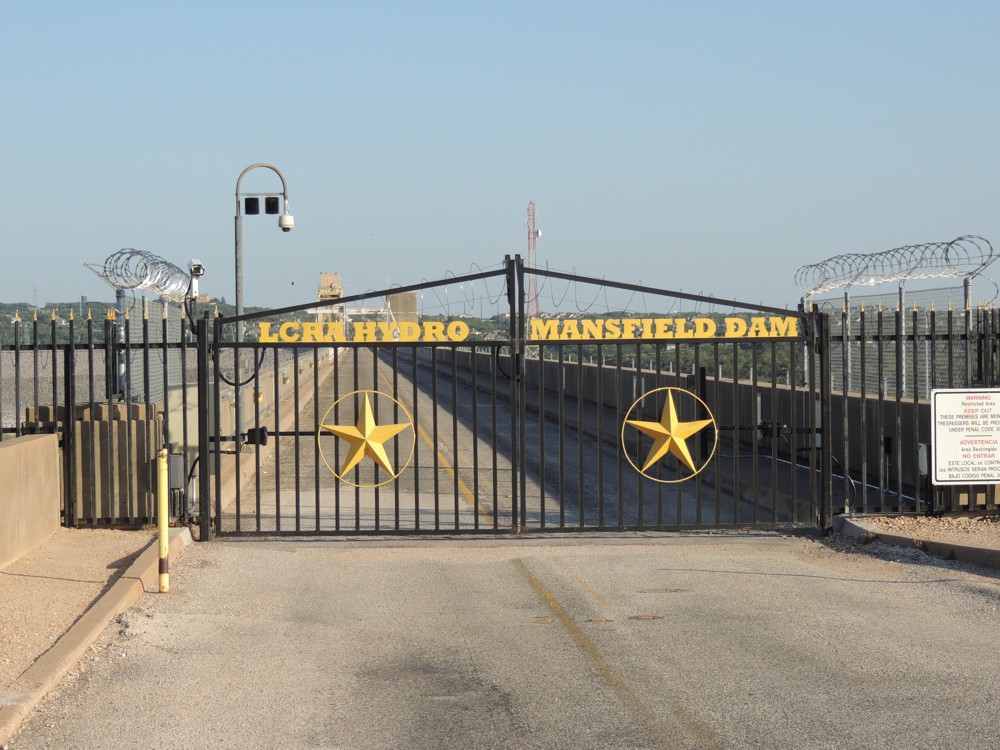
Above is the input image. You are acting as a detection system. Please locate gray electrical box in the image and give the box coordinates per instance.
[165,383,215,469]
[918,442,930,477]
[168,453,185,490]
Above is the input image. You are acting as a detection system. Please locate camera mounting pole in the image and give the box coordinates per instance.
[234,162,294,344]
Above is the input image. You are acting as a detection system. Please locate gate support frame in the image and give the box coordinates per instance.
[508,254,524,534]
[816,310,834,530]
[62,336,77,526]
[197,314,212,541]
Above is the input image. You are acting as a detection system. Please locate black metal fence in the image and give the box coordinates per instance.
[823,304,1000,515]
[2,260,998,533]
[1,305,193,525]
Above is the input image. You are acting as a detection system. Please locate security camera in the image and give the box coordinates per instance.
[187,260,205,300]
[278,213,295,232]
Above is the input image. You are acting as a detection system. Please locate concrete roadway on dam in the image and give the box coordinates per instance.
[11,534,1000,749]
[221,347,816,535]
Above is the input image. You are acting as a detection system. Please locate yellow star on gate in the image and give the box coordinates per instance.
[625,390,713,473]
[319,393,410,475]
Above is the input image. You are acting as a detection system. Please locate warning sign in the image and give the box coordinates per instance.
[931,388,1000,485]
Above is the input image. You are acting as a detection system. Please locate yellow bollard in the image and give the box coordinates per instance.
[157,448,169,593]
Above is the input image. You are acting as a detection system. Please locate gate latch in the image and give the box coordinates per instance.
[243,426,269,446]
[758,419,791,443]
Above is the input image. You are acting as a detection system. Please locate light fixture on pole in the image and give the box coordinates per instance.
[234,163,294,342]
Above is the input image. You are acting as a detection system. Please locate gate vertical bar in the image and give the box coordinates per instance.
[470,346,480,530]
[859,306,869,512]
[431,343,440,529]
[841,303,851,514]
[293,348,302,532]
[876,306,886,510]
[32,313,39,431]
[894,306,904,512]
[253,345,263,530]
[180,309,190,523]
[123,314,135,521]
[213,318,223,536]
[576,343,584,528]
[911,307,921,511]
[273,346,282,532]
[197,314,211,541]
[234,327,243,529]
[817,310,834,529]
[86,313,97,522]
[104,314,117,525]
[508,255,523,533]
[615,344,623,529]
[788,340,799,523]
[314,347,322,532]
[750,342,760,524]
[63,331,77,525]
[451,344,459,529]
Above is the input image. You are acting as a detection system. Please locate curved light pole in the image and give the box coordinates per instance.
[235,163,294,342]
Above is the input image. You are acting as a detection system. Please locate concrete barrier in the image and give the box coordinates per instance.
[0,434,60,569]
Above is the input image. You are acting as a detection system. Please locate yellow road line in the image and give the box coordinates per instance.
[377,368,494,527]
[553,558,612,612]
[513,558,719,750]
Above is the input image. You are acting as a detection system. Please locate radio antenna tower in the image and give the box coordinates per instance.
[526,202,541,318]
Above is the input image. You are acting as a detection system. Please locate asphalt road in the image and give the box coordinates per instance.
[12,534,1000,749]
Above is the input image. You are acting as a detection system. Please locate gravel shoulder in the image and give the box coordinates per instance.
[855,513,1000,549]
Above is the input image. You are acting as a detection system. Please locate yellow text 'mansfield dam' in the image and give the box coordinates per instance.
[527,316,799,341]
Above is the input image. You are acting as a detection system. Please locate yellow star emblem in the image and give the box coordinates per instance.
[319,392,411,475]
[623,388,716,479]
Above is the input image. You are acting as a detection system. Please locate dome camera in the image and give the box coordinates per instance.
[278,213,295,232]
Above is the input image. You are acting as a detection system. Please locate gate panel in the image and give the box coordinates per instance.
[517,264,822,531]
[207,264,519,536]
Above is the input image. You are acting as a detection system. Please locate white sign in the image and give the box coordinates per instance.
[931,388,1000,484]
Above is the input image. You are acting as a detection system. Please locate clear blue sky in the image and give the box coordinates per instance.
[3,1,998,311]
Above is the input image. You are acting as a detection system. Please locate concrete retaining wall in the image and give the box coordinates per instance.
[0,434,60,569]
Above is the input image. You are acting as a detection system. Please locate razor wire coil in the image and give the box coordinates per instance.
[85,248,191,301]
[795,235,995,297]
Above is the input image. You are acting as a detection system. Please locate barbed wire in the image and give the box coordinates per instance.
[794,235,995,297]
[84,248,191,301]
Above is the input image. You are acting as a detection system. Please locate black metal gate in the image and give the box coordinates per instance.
[196,256,829,537]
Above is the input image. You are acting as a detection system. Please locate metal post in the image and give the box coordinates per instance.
[515,255,528,532]
[197,314,211,541]
[235,207,242,340]
[157,448,169,592]
[234,163,293,451]
[234,163,293,344]
[817,310,834,530]
[504,255,520,533]
[62,328,77,526]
